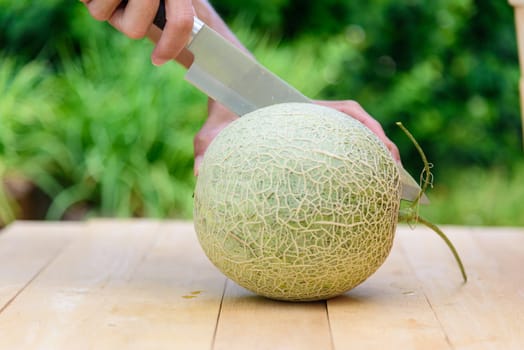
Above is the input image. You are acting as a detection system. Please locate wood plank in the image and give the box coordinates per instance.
[0,219,160,349]
[0,221,80,312]
[400,225,524,350]
[87,221,226,350]
[327,227,451,350]
[2,221,522,349]
[213,281,332,350]
[0,220,226,349]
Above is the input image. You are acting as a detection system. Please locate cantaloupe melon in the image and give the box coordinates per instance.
[193,103,402,301]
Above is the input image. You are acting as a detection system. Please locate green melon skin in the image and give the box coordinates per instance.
[194,103,401,301]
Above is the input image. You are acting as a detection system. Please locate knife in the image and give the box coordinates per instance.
[125,0,429,204]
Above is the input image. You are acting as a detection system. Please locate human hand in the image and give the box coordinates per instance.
[193,100,401,176]
[80,0,195,65]
[193,100,238,176]
[315,100,401,163]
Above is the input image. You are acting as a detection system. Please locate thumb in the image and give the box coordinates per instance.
[194,155,204,176]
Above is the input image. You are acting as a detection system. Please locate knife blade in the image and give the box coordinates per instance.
[140,1,428,204]
[147,5,308,115]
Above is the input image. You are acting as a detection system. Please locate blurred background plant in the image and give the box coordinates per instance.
[0,0,522,226]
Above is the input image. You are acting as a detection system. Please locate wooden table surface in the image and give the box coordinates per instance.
[0,220,522,349]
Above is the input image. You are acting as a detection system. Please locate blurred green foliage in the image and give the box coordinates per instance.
[0,0,78,63]
[0,0,522,224]
[0,1,342,220]
[419,163,524,226]
[1,44,204,219]
[216,0,522,172]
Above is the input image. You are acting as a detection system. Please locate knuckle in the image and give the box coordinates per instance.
[123,25,148,39]
[193,130,210,149]
[385,141,400,158]
[172,13,193,34]
[346,100,362,110]
[87,6,111,21]
[369,119,383,130]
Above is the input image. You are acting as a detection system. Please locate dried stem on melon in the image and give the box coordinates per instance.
[396,122,467,283]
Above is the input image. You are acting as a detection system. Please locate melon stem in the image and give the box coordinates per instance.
[396,122,467,284]
[396,122,432,207]
[415,215,468,283]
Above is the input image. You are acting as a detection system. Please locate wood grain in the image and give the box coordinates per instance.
[0,220,226,349]
[327,229,451,350]
[89,220,226,350]
[0,221,80,312]
[213,280,331,350]
[400,226,524,350]
[0,221,522,349]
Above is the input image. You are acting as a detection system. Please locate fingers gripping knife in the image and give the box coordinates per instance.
[146,2,308,116]
[120,0,429,203]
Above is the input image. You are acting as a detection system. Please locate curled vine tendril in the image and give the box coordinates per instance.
[396,122,467,283]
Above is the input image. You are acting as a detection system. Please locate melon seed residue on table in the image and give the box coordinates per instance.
[0,220,523,349]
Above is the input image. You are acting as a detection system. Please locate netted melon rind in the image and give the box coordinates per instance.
[194,103,401,301]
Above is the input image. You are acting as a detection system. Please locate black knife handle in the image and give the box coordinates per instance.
[119,0,166,30]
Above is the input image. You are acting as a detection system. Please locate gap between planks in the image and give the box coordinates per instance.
[212,279,333,350]
[326,226,453,350]
[399,225,524,350]
[1,221,522,349]
[0,221,82,315]
[0,220,227,350]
